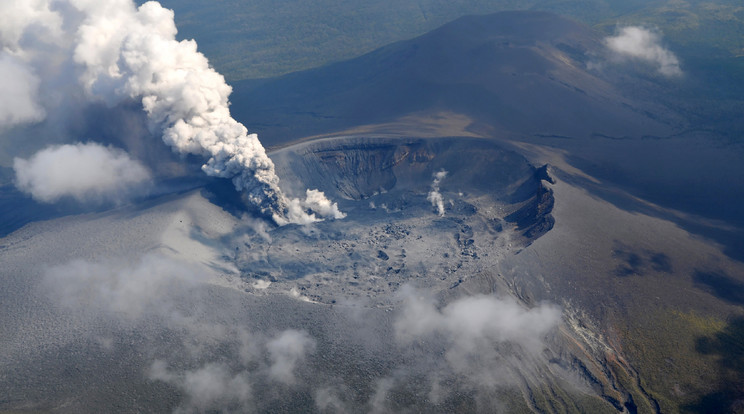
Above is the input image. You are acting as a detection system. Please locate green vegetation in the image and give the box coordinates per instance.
[148,0,544,80]
[618,308,736,413]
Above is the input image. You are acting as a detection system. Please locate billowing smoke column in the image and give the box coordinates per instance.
[0,0,344,225]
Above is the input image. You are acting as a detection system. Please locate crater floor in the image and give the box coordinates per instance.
[234,136,555,305]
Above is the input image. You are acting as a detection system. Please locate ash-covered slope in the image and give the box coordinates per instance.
[1,132,742,413]
[232,11,678,145]
[0,136,625,413]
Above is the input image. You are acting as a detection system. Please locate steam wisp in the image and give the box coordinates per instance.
[427,169,448,216]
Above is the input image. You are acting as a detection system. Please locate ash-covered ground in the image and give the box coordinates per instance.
[0,136,616,413]
[4,135,740,413]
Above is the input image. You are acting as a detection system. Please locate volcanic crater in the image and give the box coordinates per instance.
[231,136,555,305]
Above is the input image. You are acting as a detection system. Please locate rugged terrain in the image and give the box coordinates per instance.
[0,8,743,414]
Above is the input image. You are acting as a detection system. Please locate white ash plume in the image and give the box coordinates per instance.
[278,189,346,225]
[1,0,343,224]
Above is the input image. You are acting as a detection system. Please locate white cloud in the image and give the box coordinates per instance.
[43,251,321,406]
[395,288,560,351]
[394,286,561,388]
[0,53,45,127]
[149,361,253,414]
[314,387,349,413]
[42,253,206,319]
[604,26,682,77]
[427,169,447,216]
[266,329,316,385]
[368,377,395,414]
[13,142,151,204]
[148,328,317,412]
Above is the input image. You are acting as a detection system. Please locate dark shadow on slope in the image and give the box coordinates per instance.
[611,241,674,277]
[0,175,213,239]
[613,249,644,277]
[686,317,744,413]
[504,165,556,242]
[199,178,258,219]
[693,270,744,306]
[504,182,555,242]
[650,252,674,273]
[0,186,102,238]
